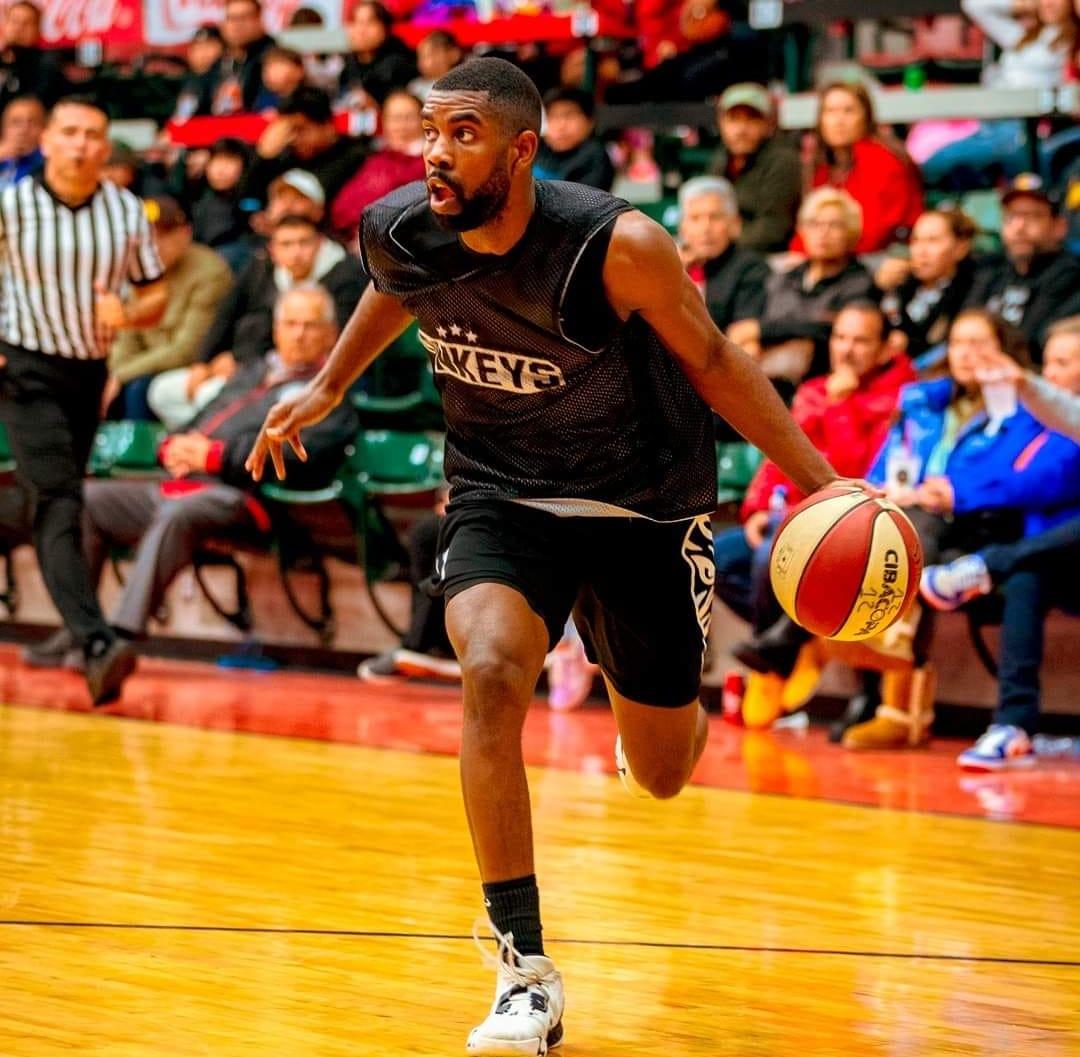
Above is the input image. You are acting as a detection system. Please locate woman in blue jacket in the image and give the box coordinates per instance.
[920,316,1080,770]
[851,310,1080,749]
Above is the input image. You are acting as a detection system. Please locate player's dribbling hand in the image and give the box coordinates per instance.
[245,384,339,482]
[825,477,886,499]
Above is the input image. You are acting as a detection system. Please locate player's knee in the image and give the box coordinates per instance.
[638,767,691,800]
[627,754,693,800]
[461,652,535,722]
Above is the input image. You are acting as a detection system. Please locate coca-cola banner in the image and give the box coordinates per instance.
[1,0,345,48]
[11,0,144,46]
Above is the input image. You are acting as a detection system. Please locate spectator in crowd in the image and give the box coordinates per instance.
[737,188,876,387]
[103,197,234,422]
[249,167,327,243]
[290,7,345,95]
[876,207,979,360]
[172,25,226,121]
[0,94,43,189]
[676,176,768,334]
[964,174,1080,360]
[793,81,923,255]
[149,213,365,429]
[0,0,65,112]
[190,137,255,271]
[922,0,1079,188]
[850,309,1080,749]
[920,316,1080,769]
[708,83,802,253]
[534,88,614,191]
[246,86,369,207]
[330,90,425,242]
[103,141,140,191]
[201,0,276,116]
[339,0,418,109]
[713,303,916,727]
[254,47,308,114]
[604,0,767,102]
[410,30,463,101]
[24,287,358,685]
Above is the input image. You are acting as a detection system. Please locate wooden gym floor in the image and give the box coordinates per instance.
[1,646,1078,1056]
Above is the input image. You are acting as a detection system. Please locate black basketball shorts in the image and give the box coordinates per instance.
[430,499,714,707]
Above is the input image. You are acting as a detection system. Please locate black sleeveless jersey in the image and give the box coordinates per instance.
[359,180,716,520]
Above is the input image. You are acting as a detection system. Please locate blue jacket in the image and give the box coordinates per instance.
[869,377,1080,534]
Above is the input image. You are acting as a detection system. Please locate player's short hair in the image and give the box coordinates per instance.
[226,0,262,13]
[431,58,542,137]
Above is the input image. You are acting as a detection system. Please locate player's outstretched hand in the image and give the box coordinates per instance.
[245,383,339,482]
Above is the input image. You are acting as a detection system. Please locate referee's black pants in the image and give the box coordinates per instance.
[0,343,112,649]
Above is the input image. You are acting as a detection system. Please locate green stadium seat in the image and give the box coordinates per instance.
[0,422,14,474]
[716,442,763,506]
[89,421,168,478]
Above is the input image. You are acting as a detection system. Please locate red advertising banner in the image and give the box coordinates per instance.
[1,0,344,48]
[12,0,145,47]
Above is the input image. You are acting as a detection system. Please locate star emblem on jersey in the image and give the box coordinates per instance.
[419,322,566,395]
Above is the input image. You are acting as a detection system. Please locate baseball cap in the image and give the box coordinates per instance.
[144,196,189,231]
[271,169,326,207]
[1001,173,1060,213]
[718,83,773,119]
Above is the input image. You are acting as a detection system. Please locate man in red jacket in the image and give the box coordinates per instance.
[714,301,916,674]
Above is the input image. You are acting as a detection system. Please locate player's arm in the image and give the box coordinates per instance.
[245,284,414,481]
[603,211,839,498]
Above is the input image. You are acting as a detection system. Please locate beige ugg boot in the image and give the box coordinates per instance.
[842,664,936,750]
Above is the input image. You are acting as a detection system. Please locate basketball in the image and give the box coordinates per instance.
[769,485,923,641]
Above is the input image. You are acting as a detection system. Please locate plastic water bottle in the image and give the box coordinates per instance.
[768,485,788,533]
[721,670,745,725]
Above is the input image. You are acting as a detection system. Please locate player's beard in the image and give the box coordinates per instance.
[432,164,512,233]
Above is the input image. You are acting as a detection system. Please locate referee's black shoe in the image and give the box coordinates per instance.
[86,637,136,707]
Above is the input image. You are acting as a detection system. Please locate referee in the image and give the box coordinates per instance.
[0,95,168,705]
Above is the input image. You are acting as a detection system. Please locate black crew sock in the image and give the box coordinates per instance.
[482,874,544,957]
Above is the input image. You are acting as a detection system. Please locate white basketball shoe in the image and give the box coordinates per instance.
[467,921,565,1056]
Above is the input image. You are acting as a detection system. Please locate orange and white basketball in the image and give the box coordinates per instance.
[768,485,922,641]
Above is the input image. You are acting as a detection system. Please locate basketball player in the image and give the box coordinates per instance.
[247,58,869,1057]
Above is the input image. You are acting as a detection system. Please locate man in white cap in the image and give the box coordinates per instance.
[709,82,801,253]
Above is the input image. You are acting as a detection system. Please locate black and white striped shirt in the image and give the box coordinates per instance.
[0,176,165,359]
